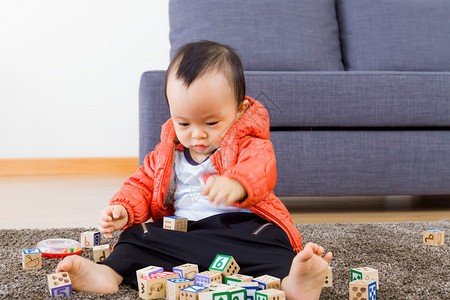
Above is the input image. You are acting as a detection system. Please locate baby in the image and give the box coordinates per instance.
[57,40,332,300]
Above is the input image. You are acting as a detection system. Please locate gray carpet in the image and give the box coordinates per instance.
[0,220,448,299]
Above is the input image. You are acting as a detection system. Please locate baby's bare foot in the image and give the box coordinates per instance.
[281,243,333,300]
[56,255,122,294]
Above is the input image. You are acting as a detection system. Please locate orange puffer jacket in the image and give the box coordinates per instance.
[110,96,302,252]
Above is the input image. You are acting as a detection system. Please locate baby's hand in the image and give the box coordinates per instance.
[98,205,129,239]
[202,176,247,206]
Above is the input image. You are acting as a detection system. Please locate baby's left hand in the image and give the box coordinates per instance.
[202,176,247,206]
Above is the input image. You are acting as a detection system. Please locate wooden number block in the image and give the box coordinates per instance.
[323,266,332,287]
[180,285,209,300]
[164,216,188,232]
[235,282,259,300]
[195,270,223,286]
[80,231,100,248]
[423,229,445,246]
[47,272,73,298]
[225,274,253,285]
[255,289,286,300]
[166,278,194,300]
[209,254,240,277]
[93,244,110,262]
[136,265,164,279]
[138,276,165,300]
[351,267,379,289]
[22,248,42,270]
[173,263,199,279]
[252,275,281,290]
[349,280,377,300]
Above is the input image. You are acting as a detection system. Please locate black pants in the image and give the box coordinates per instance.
[99,213,297,289]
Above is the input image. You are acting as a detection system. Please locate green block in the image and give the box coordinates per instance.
[255,291,268,300]
[209,254,233,272]
[212,291,230,300]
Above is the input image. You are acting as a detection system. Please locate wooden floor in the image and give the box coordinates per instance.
[0,175,448,229]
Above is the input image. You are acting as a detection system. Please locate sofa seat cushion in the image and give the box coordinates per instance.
[272,130,450,196]
[337,0,450,71]
[245,71,450,127]
[169,0,344,71]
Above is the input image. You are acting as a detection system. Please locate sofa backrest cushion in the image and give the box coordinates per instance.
[337,0,450,71]
[169,0,344,71]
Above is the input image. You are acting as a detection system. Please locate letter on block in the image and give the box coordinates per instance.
[349,280,377,300]
[138,275,166,300]
[166,278,194,300]
[195,270,223,287]
[225,274,253,285]
[173,263,199,280]
[255,289,286,300]
[93,244,110,262]
[22,248,42,270]
[423,229,445,246]
[252,275,281,290]
[209,254,240,277]
[180,285,209,299]
[163,216,188,232]
[351,267,379,289]
[47,272,72,298]
[323,266,332,287]
[136,265,164,279]
[80,231,101,248]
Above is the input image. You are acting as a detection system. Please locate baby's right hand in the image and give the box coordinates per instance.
[99,205,129,239]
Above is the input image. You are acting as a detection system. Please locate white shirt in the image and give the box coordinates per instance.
[173,148,252,221]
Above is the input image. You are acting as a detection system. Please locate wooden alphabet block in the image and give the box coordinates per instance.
[163,216,188,232]
[138,276,166,299]
[351,267,379,289]
[209,254,240,277]
[93,244,110,262]
[152,271,180,281]
[47,272,72,298]
[255,289,286,300]
[173,263,199,279]
[195,270,223,286]
[136,265,164,279]
[349,280,377,300]
[252,275,281,290]
[180,284,209,299]
[323,266,332,287]
[423,229,445,245]
[22,248,42,270]
[225,274,253,285]
[80,231,100,248]
[166,278,194,300]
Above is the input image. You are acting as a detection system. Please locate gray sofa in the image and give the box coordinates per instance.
[139,0,450,197]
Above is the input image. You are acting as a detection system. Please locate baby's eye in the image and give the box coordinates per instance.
[206,121,218,126]
[178,122,189,127]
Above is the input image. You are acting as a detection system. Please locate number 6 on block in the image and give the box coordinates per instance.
[208,254,240,277]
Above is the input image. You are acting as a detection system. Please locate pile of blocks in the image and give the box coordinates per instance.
[136,254,285,300]
[21,225,445,298]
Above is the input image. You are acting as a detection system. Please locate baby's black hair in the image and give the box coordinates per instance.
[165,40,246,106]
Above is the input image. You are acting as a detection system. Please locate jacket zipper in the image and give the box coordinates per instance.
[252,223,274,235]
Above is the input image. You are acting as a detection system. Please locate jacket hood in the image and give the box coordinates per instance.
[159,96,270,145]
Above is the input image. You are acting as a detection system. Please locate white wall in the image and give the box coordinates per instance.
[0,0,170,158]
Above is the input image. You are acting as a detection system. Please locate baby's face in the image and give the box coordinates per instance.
[166,71,245,163]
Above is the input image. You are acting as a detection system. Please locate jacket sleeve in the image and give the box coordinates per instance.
[109,150,157,228]
[223,137,277,208]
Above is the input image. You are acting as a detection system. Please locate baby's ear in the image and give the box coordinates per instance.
[236,99,249,118]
